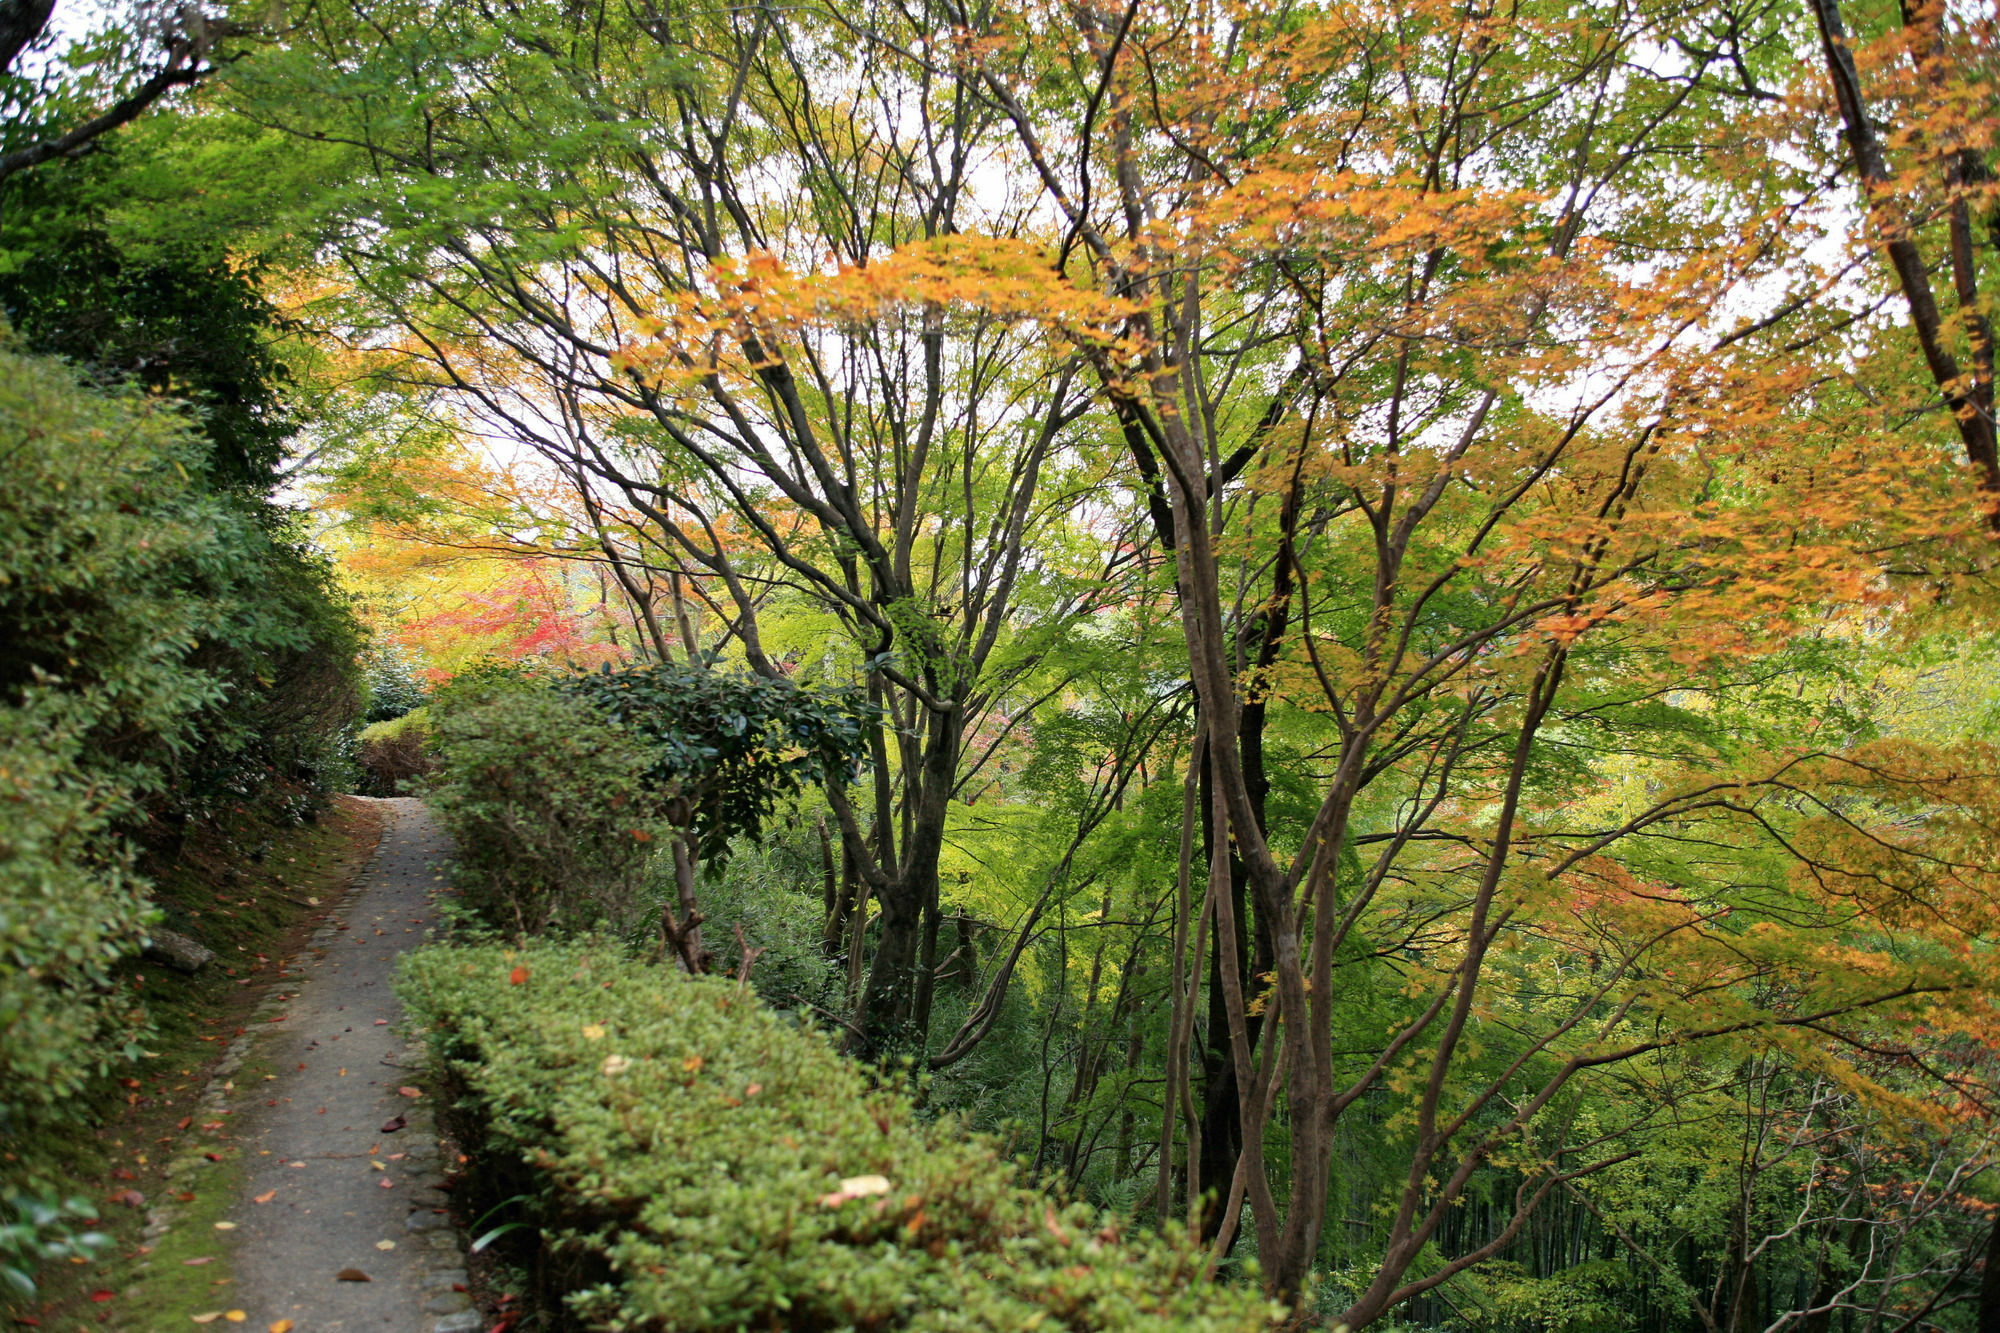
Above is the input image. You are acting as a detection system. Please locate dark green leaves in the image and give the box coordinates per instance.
[562,661,874,859]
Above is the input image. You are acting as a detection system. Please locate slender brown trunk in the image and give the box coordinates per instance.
[852,701,961,1050]
[668,569,701,658]
[665,833,709,972]
[911,868,944,1040]
[845,854,869,1010]
[1156,735,1205,1224]
[1194,712,1273,1243]
[817,817,848,959]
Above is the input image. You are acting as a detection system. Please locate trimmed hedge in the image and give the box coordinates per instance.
[355,707,434,796]
[398,941,1281,1332]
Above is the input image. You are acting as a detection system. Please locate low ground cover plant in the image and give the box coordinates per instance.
[398,940,1281,1332]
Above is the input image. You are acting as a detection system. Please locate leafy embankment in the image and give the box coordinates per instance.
[0,332,361,1184]
[399,940,1282,1332]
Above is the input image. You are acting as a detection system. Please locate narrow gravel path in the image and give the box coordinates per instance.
[230,798,476,1333]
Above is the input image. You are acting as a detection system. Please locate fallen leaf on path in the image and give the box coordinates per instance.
[288,1160,306,1168]
[269,1321,294,1332]
[374,1019,388,1025]
[336,1268,370,1282]
[178,1117,193,1130]
[254,1190,276,1204]
[397,1086,422,1098]
[182,1257,214,1267]
[380,1114,407,1133]
[111,1189,145,1208]
[375,1240,396,1250]
[224,1312,246,1322]
[378,1178,395,1188]
[190,1312,223,1324]
[213,1221,237,1230]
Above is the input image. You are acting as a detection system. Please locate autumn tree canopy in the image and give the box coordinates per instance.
[7,0,1998,1325]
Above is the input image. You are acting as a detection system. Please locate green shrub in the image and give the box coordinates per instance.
[0,338,248,788]
[0,703,153,1147]
[356,706,435,795]
[0,333,363,839]
[168,537,365,831]
[0,334,362,1187]
[362,644,431,722]
[0,338,227,1160]
[561,662,872,864]
[398,940,1282,1332]
[429,689,664,933]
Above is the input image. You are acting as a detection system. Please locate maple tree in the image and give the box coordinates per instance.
[238,0,1138,1049]
[800,0,2000,1313]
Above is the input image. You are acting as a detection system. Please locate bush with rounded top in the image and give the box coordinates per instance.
[428,689,664,934]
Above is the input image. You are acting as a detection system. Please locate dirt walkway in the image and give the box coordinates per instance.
[227,797,476,1333]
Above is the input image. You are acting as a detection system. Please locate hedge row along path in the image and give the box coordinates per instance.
[227,798,478,1332]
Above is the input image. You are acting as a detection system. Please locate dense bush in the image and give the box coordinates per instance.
[0,333,362,836]
[0,335,361,1179]
[0,705,153,1147]
[428,687,665,934]
[563,662,872,864]
[398,940,1281,1332]
[161,540,365,836]
[0,340,256,786]
[355,706,435,795]
[0,342,213,1157]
